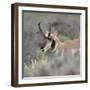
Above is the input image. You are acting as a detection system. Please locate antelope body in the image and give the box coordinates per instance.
[38,22,80,59]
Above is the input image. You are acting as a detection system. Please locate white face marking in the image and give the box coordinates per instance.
[43,40,52,52]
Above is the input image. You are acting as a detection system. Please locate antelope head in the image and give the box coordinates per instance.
[38,22,57,52]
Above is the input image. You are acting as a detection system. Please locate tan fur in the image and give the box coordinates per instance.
[53,38,80,54]
[46,32,80,57]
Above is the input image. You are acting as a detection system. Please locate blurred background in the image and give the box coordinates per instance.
[22,11,80,77]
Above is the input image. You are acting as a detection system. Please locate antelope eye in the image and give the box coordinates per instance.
[46,37,52,41]
[48,38,52,41]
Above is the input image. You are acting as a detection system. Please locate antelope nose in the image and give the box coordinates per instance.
[42,49,44,52]
[40,46,44,52]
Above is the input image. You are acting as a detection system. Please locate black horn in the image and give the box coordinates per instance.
[47,23,52,37]
[48,23,51,33]
[38,22,46,38]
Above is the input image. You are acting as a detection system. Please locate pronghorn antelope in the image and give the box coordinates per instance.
[38,22,80,59]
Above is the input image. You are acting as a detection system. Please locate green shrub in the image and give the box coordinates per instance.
[24,48,80,77]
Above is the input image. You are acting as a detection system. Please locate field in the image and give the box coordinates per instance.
[22,11,80,77]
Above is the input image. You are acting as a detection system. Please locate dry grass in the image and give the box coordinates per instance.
[24,49,80,77]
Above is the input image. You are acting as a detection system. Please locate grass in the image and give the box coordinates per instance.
[24,48,80,77]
